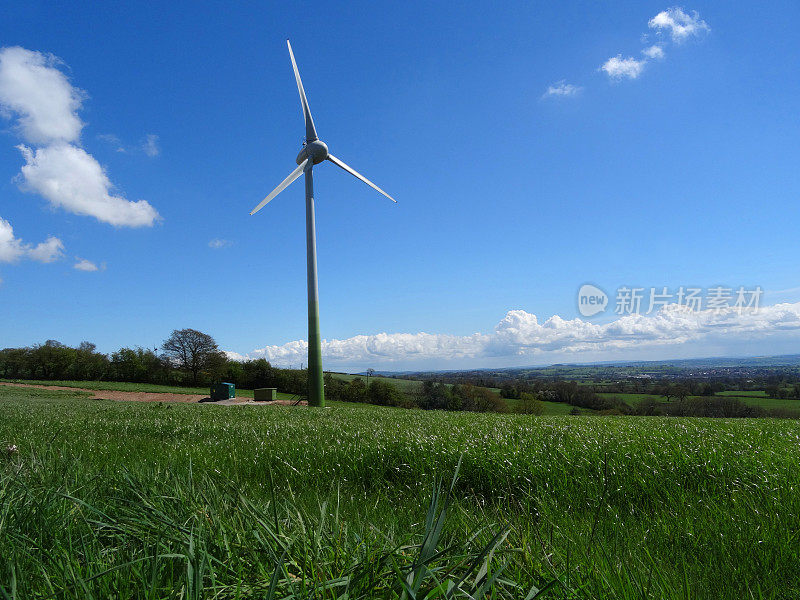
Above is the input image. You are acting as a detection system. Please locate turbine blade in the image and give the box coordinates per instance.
[250,159,309,215]
[326,154,396,203]
[287,40,318,142]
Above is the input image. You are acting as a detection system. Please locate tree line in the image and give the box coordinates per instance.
[0,331,523,414]
[323,377,542,414]
[0,331,309,396]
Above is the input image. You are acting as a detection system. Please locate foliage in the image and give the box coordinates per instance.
[511,392,545,415]
[0,339,310,396]
[633,396,800,418]
[161,328,227,385]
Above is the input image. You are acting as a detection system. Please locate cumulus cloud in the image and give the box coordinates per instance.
[27,236,64,263]
[600,8,708,82]
[0,47,84,145]
[141,134,159,157]
[0,218,26,262]
[543,80,581,98]
[0,216,64,263]
[73,257,99,271]
[17,144,160,227]
[601,55,647,80]
[209,238,232,249]
[0,46,161,228]
[642,45,665,59]
[230,303,800,367]
[648,7,709,42]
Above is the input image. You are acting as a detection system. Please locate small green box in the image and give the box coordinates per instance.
[210,382,235,401]
[254,388,277,401]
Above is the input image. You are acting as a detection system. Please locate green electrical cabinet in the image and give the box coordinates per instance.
[210,382,235,401]
[254,388,277,401]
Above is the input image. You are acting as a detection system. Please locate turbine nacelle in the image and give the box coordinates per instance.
[297,139,329,165]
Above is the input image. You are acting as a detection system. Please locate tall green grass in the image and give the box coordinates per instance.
[2,386,800,598]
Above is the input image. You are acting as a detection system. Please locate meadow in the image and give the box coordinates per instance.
[598,391,800,412]
[0,379,297,400]
[2,385,800,598]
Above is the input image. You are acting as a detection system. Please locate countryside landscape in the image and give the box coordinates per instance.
[3,335,800,597]
[3,2,800,599]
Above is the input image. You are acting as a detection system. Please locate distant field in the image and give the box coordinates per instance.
[331,373,558,412]
[0,379,297,400]
[598,392,660,403]
[331,373,503,393]
[732,396,800,410]
[8,378,793,416]
[599,390,800,412]
[329,372,424,392]
[1,384,799,598]
[504,397,577,415]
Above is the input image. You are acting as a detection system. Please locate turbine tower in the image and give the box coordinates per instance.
[250,40,396,408]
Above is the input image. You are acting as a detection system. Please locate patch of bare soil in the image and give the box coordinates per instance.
[0,382,305,405]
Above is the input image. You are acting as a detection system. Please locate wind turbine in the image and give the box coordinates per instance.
[250,40,396,408]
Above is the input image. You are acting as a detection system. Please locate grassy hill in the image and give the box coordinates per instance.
[2,384,800,597]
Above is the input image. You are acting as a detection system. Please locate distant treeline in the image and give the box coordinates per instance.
[323,377,541,414]
[5,337,798,418]
[0,339,310,395]
[405,372,800,402]
[631,396,800,419]
[0,337,521,414]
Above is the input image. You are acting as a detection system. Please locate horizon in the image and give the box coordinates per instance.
[2,1,799,371]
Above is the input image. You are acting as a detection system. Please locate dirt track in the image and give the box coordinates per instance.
[0,382,306,405]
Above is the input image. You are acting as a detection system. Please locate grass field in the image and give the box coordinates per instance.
[328,372,426,392]
[717,390,769,397]
[504,397,578,415]
[330,373,503,394]
[0,378,297,400]
[329,373,565,413]
[2,385,800,598]
[599,391,800,412]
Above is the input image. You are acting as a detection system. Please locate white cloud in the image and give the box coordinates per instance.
[642,45,666,59]
[27,236,64,263]
[230,303,800,367]
[649,7,709,42]
[0,46,161,228]
[0,47,85,145]
[208,238,232,249]
[543,80,582,98]
[601,55,647,80]
[73,257,99,271]
[599,8,708,83]
[0,216,64,263]
[17,143,160,227]
[0,218,26,262]
[141,134,159,157]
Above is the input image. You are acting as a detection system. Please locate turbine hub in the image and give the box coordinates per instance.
[297,139,328,165]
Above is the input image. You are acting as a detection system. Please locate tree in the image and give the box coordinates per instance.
[30,341,72,379]
[515,392,545,415]
[161,329,225,385]
[111,347,163,382]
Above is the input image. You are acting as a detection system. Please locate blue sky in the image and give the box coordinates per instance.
[1,1,799,371]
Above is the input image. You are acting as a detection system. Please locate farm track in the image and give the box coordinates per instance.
[0,381,305,404]
[0,381,203,402]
